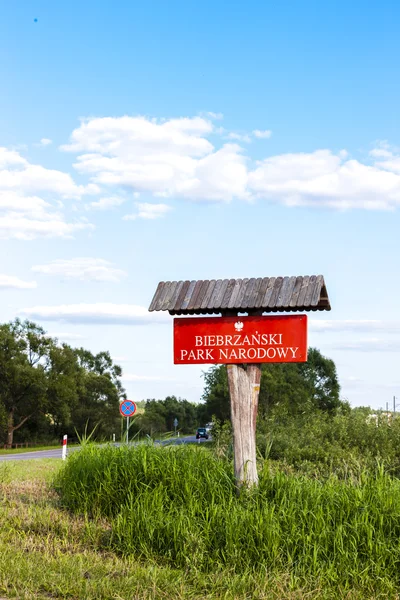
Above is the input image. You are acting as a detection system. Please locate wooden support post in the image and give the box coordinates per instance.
[227,363,261,487]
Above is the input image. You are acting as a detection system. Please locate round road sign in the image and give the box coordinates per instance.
[119,400,137,417]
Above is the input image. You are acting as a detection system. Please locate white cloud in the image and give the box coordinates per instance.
[49,332,86,341]
[62,115,214,156]
[310,319,400,333]
[0,147,96,199]
[62,116,249,202]
[89,196,126,210]
[248,149,400,209]
[122,373,164,382]
[202,111,224,120]
[0,212,92,240]
[369,143,400,175]
[59,115,400,209]
[227,132,251,143]
[18,303,171,325]
[253,129,272,139]
[333,338,400,352]
[0,147,95,240]
[0,274,37,289]
[32,258,127,282]
[0,191,51,216]
[39,138,52,146]
[123,202,172,221]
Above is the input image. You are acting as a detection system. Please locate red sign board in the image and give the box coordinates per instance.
[174,315,307,365]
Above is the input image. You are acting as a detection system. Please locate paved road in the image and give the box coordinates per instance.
[0,446,80,461]
[0,435,211,462]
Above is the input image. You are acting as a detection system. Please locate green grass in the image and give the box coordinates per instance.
[0,458,366,599]
[54,443,400,597]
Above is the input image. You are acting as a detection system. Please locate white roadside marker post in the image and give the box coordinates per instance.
[62,434,67,460]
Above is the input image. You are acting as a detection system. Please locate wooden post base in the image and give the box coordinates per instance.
[227,363,261,487]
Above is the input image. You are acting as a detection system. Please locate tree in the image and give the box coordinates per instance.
[297,348,341,412]
[44,343,80,436]
[200,365,231,422]
[0,320,126,446]
[0,320,52,447]
[134,396,199,437]
[71,349,125,439]
[200,348,342,424]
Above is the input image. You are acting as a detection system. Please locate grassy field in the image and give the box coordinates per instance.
[0,445,62,455]
[1,450,400,599]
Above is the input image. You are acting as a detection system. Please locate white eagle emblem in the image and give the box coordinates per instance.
[234,321,244,332]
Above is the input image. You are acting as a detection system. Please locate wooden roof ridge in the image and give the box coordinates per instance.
[148,275,331,315]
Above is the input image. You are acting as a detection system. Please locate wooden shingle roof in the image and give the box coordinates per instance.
[148,275,331,315]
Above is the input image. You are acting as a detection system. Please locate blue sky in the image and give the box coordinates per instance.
[1,0,400,410]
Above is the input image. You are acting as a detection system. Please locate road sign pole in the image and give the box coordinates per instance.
[119,400,137,444]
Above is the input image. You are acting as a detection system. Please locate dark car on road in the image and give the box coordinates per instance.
[196,427,209,440]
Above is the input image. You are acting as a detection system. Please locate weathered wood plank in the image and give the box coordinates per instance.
[181,280,197,311]
[268,277,283,308]
[207,279,222,310]
[200,280,216,310]
[289,276,303,308]
[220,278,236,309]
[296,275,310,307]
[276,276,290,307]
[311,275,324,306]
[304,275,316,307]
[248,277,262,309]
[173,280,191,312]
[241,277,256,309]
[227,279,243,309]
[194,280,210,311]
[161,281,178,311]
[281,276,296,307]
[255,277,269,308]
[186,280,204,311]
[167,281,184,312]
[262,277,276,308]
[213,279,229,309]
[235,278,249,309]
[154,281,170,311]
[148,281,164,312]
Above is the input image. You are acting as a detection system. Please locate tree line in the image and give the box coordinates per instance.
[0,320,125,447]
[0,319,344,446]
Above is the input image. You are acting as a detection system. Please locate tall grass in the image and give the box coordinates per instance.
[256,409,400,478]
[55,444,400,594]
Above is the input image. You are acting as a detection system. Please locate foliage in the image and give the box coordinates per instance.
[200,365,231,422]
[55,443,400,595]
[0,319,125,445]
[133,396,199,437]
[0,320,49,445]
[256,406,400,478]
[200,347,344,424]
